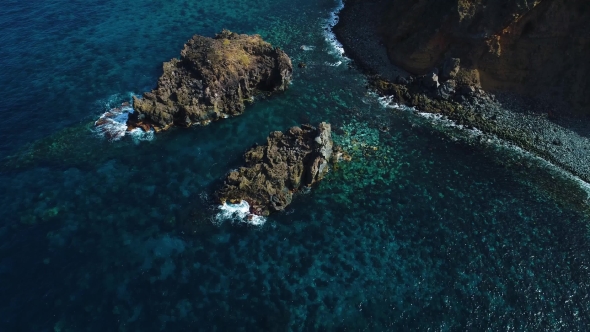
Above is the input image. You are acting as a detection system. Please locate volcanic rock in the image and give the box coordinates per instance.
[422,68,440,89]
[436,79,457,100]
[216,122,334,216]
[130,30,292,130]
[376,0,590,115]
[441,58,461,80]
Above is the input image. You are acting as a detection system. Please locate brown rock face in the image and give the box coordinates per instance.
[216,123,333,216]
[131,30,293,130]
[378,0,590,114]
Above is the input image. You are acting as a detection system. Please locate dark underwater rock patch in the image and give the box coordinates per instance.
[129,30,293,131]
[216,122,335,216]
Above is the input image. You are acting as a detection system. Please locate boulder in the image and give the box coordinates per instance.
[216,122,334,216]
[442,58,461,80]
[422,68,440,89]
[130,30,292,130]
[436,79,457,100]
[457,85,476,96]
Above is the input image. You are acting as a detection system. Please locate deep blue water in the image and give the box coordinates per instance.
[1,0,590,330]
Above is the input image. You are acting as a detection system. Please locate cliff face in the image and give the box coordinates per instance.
[378,0,590,114]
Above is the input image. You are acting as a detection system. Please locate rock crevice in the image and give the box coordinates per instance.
[375,0,590,115]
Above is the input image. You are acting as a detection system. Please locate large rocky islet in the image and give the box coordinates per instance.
[129,30,293,131]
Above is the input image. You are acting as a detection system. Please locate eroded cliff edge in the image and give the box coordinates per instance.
[376,0,589,115]
[131,30,293,131]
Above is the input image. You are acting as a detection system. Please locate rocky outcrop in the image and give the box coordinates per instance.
[375,0,590,115]
[216,123,334,216]
[130,30,292,131]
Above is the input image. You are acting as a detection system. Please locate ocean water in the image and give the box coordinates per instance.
[1,0,589,330]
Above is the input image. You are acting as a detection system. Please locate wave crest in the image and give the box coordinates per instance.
[215,201,266,226]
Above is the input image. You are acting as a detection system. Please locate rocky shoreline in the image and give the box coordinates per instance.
[333,0,590,184]
[96,30,292,135]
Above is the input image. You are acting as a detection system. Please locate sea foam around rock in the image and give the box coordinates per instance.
[94,96,154,142]
[215,200,266,226]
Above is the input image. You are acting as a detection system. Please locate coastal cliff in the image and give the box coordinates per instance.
[376,0,590,115]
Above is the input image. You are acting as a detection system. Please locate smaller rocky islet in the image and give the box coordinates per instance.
[216,122,343,216]
[128,30,293,131]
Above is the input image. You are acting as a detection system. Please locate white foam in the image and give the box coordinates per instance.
[215,200,266,226]
[376,94,413,111]
[300,45,316,51]
[325,61,342,67]
[94,105,134,141]
[129,128,155,143]
[94,96,154,142]
[323,0,347,59]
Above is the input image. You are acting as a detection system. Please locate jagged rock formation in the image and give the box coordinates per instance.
[216,123,334,216]
[376,0,590,115]
[130,30,292,131]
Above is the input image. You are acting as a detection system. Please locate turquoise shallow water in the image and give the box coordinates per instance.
[1,0,590,330]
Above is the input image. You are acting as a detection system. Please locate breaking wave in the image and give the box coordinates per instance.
[94,103,133,141]
[323,0,347,60]
[94,95,154,142]
[215,200,266,226]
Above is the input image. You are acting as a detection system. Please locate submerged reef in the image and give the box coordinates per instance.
[2,122,114,171]
[130,30,292,131]
[216,122,337,216]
